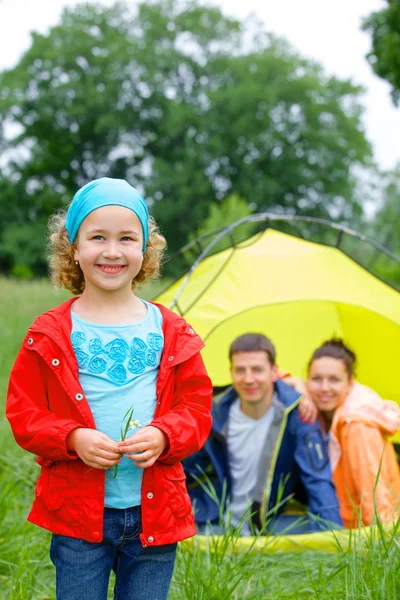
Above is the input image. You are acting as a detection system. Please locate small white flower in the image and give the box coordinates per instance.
[130,419,143,428]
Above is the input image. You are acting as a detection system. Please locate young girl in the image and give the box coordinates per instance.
[6,177,213,600]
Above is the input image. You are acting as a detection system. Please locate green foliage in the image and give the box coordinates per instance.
[0,220,48,276]
[188,193,257,257]
[366,164,400,287]
[363,0,400,105]
[11,264,35,280]
[0,0,372,274]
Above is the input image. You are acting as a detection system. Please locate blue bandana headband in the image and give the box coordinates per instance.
[65,177,149,251]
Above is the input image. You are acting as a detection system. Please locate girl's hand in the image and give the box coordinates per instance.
[118,426,168,469]
[67,428,122,470]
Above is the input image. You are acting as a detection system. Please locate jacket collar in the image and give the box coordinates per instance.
[214,379,301,433]
[29,297,204,367]
[151,301,205,365]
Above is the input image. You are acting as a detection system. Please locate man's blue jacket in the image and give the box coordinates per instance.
[183,380,343,532]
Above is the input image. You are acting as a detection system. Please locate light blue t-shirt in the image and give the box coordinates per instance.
[71,301,164,509]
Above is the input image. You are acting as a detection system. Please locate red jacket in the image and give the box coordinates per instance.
[6,298,212,547]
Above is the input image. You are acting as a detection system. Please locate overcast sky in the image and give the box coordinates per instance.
[0,0,399,171]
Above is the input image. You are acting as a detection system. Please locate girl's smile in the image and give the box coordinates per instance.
[96,264,128,274]
[74,206,144,294]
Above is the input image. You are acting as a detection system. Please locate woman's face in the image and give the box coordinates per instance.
[307,357,353,414]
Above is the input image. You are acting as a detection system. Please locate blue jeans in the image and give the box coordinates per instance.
[50,506,176,600]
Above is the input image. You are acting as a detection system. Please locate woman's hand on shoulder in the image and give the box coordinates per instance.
[298,394,318,424]
[118,426,169,469]
[66,428,122,470]
[283,376,318,424]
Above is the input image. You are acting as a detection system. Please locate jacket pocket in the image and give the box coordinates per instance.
[37,461,67,511]
[162,463,192,518]
[303,432,329,472]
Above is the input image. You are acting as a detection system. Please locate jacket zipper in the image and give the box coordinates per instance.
[260,397,301,523]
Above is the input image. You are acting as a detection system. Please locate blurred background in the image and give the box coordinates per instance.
[0,0,399,286]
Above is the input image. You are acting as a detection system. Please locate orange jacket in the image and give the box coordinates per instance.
[329,382,400,528]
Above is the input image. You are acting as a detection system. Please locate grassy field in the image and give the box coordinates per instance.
[1,277,400,599]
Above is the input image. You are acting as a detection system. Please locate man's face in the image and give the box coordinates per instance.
[230,351,278,408]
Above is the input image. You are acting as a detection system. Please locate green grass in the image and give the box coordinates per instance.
[1,277,400,599]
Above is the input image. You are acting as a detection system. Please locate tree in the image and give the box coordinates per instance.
[367,164,400,288]
[0,0,371,275]
[188,193,256,257]
[363,0,400,105]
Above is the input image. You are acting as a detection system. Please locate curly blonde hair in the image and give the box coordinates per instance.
[47,208,167,295]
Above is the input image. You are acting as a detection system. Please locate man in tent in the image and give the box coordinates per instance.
[183,333,343,534]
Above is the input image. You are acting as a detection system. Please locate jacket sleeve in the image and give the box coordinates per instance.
[292,412,344,530]
[6,343,83,461]
[339,422,399,526]
[151,352,213,465]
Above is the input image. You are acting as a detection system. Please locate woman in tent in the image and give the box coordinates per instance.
[287,339,400,528]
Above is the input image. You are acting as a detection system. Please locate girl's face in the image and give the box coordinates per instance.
[307,357,353,414]
[74,206,144,294]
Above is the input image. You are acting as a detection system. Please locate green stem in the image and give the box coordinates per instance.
[113,405,135,478]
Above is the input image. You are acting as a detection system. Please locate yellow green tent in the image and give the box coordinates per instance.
[156,226,400,435]
[181,523,394,554]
